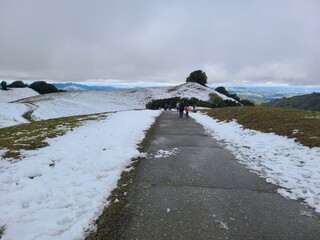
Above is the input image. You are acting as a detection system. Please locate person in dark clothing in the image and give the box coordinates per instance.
[179,102,185,118]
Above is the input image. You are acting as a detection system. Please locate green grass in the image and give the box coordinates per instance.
[85,114,161,240]
[202,106,320,148]
[0,113,107,161]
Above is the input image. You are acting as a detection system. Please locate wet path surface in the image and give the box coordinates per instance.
[121,111,320,239]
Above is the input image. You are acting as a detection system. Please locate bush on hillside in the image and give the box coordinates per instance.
[186,70,208,86]
[29,81,59,94]
[240,99,255,106]
[146,96,241,110]
[8,81,27,88]
[215,86,229,96]
[1,81,7,90]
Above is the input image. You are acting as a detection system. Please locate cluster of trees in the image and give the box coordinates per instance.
[146,96,241,110]
[0,80,62,94]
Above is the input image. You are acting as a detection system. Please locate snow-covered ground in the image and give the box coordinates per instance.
[0,88,39,103]
[192,112,320,213]
[1,83,232,127]
[0,110,161,240]
[16,82,234,121]
[0,88,39,128]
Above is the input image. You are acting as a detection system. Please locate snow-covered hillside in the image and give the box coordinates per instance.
[0,88,40,128]
[8,82,233,122]
[0,88,39,103]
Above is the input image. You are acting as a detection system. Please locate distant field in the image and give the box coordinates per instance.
[202,106,320,148]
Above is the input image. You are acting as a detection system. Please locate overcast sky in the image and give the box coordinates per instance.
[0,0,319,86]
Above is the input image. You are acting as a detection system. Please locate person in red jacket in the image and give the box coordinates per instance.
[184,105,190,118]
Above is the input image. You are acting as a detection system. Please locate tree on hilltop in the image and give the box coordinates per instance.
[1,81,7,90]
[29,81,59,94]
[186,70,207,86]
[8,81,27,88]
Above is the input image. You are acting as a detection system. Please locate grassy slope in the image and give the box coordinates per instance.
[202,106,320,148]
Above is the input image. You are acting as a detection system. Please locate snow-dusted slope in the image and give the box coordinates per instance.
[0,88,39,103]
[0,88,39,128]
[16,82,235,121]
[0,82,235,127]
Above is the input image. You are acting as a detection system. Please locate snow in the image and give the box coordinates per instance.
[0,88,39,103]
[1,83,234,128]
[0,110,161,240]
[15,82,235,121]
[0,88,39,128]
[192,112,320,213]
[153,148,180,158]
[0,102,30,128]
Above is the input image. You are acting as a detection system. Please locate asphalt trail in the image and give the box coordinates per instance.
[121,111,320,240]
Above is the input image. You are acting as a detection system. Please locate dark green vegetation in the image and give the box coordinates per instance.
[186,70,208,86]
[0,113,107,161]
[262,92,320,111]
[202,106,320,148]
[8,81,28,88]
[85,115,161,240]
[29,81,61,94]
[146,95,241,110]
[1,81,7,90]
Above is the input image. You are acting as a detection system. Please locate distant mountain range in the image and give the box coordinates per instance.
[52,82,123,91]
[226,86,320,103]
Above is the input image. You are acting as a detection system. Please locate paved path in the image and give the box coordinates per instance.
[121,111,320,239]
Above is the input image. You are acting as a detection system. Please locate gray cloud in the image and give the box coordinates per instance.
[0,0,319,85]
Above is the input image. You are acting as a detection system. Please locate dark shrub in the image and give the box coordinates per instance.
[8,81,27,88]
[215,86,230,96]
[1,81,7,90]
[146,96,241,110]
[240,99,255,106]
[29,81,59,94]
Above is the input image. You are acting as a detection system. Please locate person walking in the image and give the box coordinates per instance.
[179,102,185,118]
[185,105,190,118]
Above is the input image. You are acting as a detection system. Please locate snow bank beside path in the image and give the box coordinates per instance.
[0,110,161,240]
[192,112,320,213]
